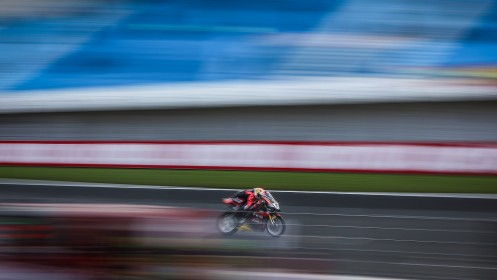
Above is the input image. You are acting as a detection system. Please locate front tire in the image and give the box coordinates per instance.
[217,212,239,235]
[266,216,285,237]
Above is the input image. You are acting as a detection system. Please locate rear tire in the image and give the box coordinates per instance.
[217,212,239,235]
[266,216,285,237]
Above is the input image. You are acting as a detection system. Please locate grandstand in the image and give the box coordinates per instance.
[0,0,496,94]
[0,0,496,139]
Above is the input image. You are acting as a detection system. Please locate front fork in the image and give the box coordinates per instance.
[268,213,278,225]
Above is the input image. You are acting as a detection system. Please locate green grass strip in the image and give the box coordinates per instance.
[0,166,496,193]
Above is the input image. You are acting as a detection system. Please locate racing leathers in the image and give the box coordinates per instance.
[231,189,263,221]
[232,189,259,211]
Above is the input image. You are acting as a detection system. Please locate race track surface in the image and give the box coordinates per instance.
[0,180,496,280]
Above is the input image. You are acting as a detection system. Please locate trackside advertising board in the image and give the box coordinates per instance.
[0,141,496,175]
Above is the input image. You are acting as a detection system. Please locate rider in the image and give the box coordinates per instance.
[230,187,267,223]
[232,187,266,212]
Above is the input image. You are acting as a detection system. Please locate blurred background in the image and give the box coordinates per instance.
[1,0,497,90]
[0,0,497,279]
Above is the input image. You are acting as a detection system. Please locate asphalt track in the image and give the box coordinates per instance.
[0,180,496,280]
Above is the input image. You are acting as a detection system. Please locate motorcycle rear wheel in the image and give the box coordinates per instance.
[217,212,239,235]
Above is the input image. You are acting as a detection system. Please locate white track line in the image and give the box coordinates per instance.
[324,258,497,271]
[284,235,497,246]
[1,178,496,199]
[285,224,497,233]
[292,247,497,264]
[297,247,496,259]
[0,179,237,192]
[283,212,497,222]
[236,256,497,271]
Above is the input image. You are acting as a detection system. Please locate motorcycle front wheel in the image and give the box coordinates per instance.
[217,212,239,235]
[266,216,285,237]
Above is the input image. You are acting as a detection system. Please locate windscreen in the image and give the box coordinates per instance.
[262,191,280,210]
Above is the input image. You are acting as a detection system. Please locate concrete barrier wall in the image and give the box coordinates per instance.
[1,102,497,141]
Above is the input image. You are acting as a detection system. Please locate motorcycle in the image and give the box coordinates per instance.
[217,191,286,237]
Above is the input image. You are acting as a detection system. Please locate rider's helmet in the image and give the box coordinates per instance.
[253,187,266,198]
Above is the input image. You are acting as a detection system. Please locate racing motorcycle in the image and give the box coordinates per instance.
[217,191,285,237]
